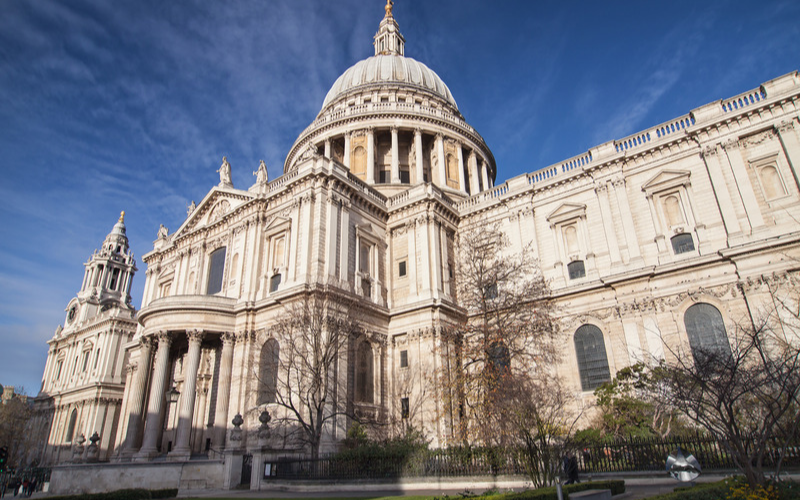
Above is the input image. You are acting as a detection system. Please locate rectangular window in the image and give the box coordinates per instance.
[401,397,409,419]
[568,260,586,280]
[398,260,407,277]
[55,360,63,380]
[400,170,410,184]
[82,351,90,372]
[400,350,408,368]
[206,247,227,294]
[379,170,389,184]
[270,273,282,293]
[94,349,100,370]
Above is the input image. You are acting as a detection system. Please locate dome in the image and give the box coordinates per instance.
[320,54,458,112]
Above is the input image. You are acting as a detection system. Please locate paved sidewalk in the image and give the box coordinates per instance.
[178,473,745,499]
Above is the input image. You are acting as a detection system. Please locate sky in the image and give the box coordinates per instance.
[0,0,798,394]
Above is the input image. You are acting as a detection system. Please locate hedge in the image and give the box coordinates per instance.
[41,488,178,500]
[499,480,625,500]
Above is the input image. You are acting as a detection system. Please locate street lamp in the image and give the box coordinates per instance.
[167,386,180,404]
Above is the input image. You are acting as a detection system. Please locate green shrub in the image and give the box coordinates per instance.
[644,479,732,500]
[500,480,625,500]
[149,489,178,499]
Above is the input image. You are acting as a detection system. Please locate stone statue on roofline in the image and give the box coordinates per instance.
[254,160,269,185]
[217,156,233,187]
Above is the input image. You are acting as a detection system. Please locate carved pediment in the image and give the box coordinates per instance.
[642,170,690,195]
[546,203,586,225]
[170,189,253,240]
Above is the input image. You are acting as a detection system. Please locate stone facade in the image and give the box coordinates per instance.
[34,2,800,491]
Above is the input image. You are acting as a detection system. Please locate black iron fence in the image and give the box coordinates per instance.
[263,435,800,480]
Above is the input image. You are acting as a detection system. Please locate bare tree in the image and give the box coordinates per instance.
[439,223,559,446]
[503,375,583,488]
[264,287,364,459]
[0,388,36,468]
[651,313,800,487]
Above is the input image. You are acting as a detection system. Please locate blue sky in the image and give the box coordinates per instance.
[0,0,797,393]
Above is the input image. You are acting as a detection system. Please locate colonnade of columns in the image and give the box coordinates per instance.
[80,263,134,297]
[121,329,236,461]
[321,127,492,195]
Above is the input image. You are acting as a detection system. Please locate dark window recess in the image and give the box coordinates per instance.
[401,397,410,419]
[483,283,498,300]
[361,278,371,298]
[206,247,227,294]
[399,260,407,277]
[269,273,282,293]
[574,324,611,391]
[258,339,280,405]
[379,171,389,183]
[671,233,695,254]
[400,170,410,184]
[568,260,586,280]
[356,342,374,403]
[400,349,408,368]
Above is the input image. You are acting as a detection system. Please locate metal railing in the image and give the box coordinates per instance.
[262,435,800,480]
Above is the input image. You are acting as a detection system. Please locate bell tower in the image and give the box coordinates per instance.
[65,212,137,328]
[373,0,405,56]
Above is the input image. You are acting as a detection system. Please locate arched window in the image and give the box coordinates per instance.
[574,324,611,391]
[684,303,731,360]
[206,247,226,295]
[258,339,280,405]
[355,341,374,403]
[486,341,510,384]
[65,409,77,443]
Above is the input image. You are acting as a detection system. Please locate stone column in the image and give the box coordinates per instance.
[170,329,205,460]
[391,127,400,183]
[612,178,642,262]
[456,146,465,192]
[324,139,331,159]
[367,128,375,183]
[700,144,742,237]
[722,139,765,230]
[135,331,173,460]
[480,160,489,191]
[430,220,442,298]
[343,133,351,169]
[339,200,351,285]
[407,220,418,300]
[595,182,622,266]
[121,337,153,456]
[775,120,800,193]
[468,151,479,194]
[436,134,446,188]
[414,129,424,184]
[419,216,431,295]
[213,333,236,448]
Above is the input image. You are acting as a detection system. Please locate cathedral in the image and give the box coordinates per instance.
[33,1,800,491]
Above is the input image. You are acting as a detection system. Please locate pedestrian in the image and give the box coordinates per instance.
[21,480,28,497]
[564,452,580,485]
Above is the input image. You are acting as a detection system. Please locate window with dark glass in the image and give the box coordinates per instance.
[400,349,408,368]
[574,324,611,391]
[568,260,586,280]
[671,233,695,254]
[355,342,374,403]
[206,247,226,294]
[270,273,282,293]
[65,409,77,443]
[400,170,410,184]
[483,282,498,300]
[398,260,407,277]
[82,351,90,372]
[379,170,389,183]
[684,303,731,361]
[401,397,409,419]
[258,339,280,405]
